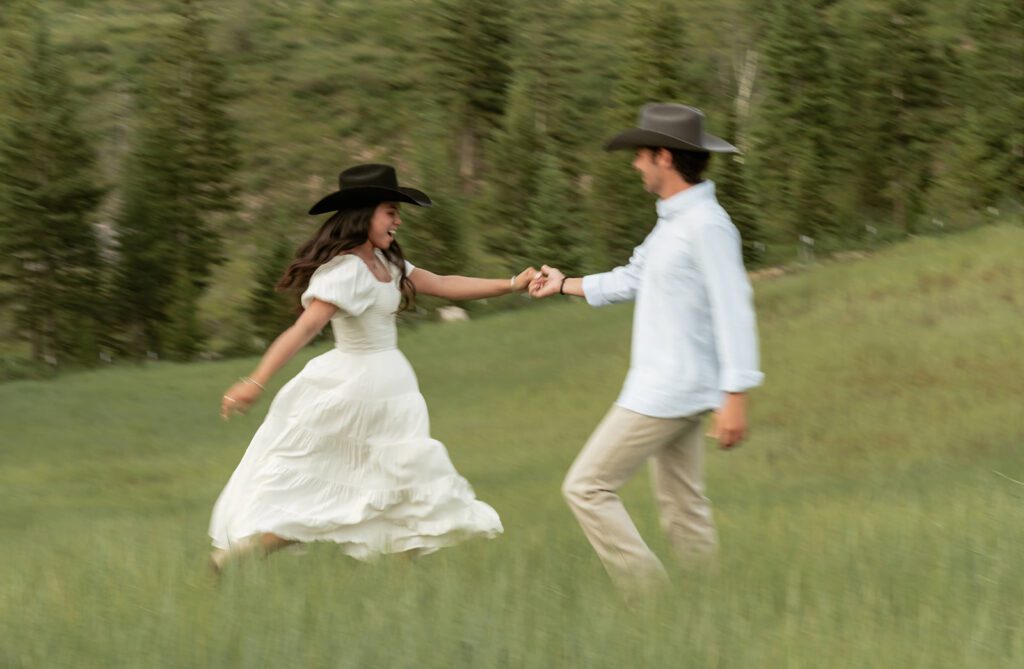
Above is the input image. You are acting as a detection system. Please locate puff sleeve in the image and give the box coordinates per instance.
[300,255,376,316]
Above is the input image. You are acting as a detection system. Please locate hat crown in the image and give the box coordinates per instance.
[602,102,739,154]
[308,163,431,215]
[638,103,705,144]
[338,163,398,190]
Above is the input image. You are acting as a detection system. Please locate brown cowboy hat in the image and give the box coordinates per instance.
[308,163,432,215]
[604,103,740,154]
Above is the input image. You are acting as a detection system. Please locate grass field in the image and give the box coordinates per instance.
[2,224,1023,668]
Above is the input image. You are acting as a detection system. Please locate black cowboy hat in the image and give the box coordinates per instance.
[308,163,432,215]
[604,103,740,154]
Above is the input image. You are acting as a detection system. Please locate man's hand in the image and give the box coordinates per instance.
[709,392,748,449]
[529,265,566,299]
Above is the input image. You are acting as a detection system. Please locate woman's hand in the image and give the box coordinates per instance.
[512,266,539,293]
[221,379,264,420]
[216,301,336,421]
[529,265,565,298]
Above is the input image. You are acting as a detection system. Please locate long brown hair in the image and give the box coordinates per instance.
[276,205,416,312]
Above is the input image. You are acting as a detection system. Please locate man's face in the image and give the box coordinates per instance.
[632,148,665,194]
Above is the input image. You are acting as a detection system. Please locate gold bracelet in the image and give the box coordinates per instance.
[240,376,266,391]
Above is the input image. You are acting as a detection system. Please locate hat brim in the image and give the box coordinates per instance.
[308,186,432,215]
[603,128,740,154]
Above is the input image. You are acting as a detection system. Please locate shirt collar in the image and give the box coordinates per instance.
[656,180,716,220]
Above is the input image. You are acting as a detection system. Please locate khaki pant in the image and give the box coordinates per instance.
[562,405,717,592]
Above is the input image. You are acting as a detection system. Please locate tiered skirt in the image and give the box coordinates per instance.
[209,348,502,559]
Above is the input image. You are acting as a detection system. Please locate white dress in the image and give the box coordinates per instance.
[209,251,502,560]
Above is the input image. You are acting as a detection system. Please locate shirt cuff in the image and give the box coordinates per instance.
[582,274,610,307]
[720,370,765,393]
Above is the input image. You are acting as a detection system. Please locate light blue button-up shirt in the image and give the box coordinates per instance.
[582,181,764,418]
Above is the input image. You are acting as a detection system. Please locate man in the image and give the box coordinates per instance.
[530,103,764,595]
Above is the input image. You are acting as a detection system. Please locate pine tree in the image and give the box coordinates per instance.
[404,132,468,278]
[748,0,834,239]
[114,0,241,358]
[0,13,106,366]
[0,2,29,98]
[938,0,1023,213]
[527,150,583,272]
[114,161,177,354]
[512,0,588,172]
[478,72,542,274]
[587,0,700,266]
[454,0,594,275]
[849,0,944,233]
[174,0,241,218]
[0,2,28,346]
[161,272,204,359]
[829,4,888,228]
[247,232,296,346]
[885,0,944,232]
[713,113,763,266]
[428,0,513,184]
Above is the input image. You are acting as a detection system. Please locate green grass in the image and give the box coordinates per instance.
[2,224,1023,668]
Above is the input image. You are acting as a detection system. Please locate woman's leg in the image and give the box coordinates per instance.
[209,533,297,573]
[258,533,297,555]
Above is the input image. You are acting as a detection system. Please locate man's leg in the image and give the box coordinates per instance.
[562,405,691,592]
[649,414,718,565]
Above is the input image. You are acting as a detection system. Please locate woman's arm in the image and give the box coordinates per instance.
[220,299,338,419]
[410,266,536,301]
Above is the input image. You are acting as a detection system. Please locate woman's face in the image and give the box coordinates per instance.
[368,202,402,250]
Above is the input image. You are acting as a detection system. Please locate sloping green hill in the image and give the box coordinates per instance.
[2,224,1022,667]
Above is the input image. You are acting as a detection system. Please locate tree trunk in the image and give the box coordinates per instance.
[458,125,477,188]
[733,49,758,151]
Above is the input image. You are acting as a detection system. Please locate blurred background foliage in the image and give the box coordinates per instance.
[0,0,1020,378]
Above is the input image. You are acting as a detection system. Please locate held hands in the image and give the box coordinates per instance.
[528,265,566,299]
[511,266,540,293]
[220,377,265,420]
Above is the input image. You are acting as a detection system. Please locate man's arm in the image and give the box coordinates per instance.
[532,236,650,303]
[695,217,764,448]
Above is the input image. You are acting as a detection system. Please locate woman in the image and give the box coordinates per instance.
[209,163,534,571]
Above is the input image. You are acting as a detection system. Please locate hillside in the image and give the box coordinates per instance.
[2,224,1022,667]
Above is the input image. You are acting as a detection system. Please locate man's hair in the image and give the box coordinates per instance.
[644,146,711,184]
